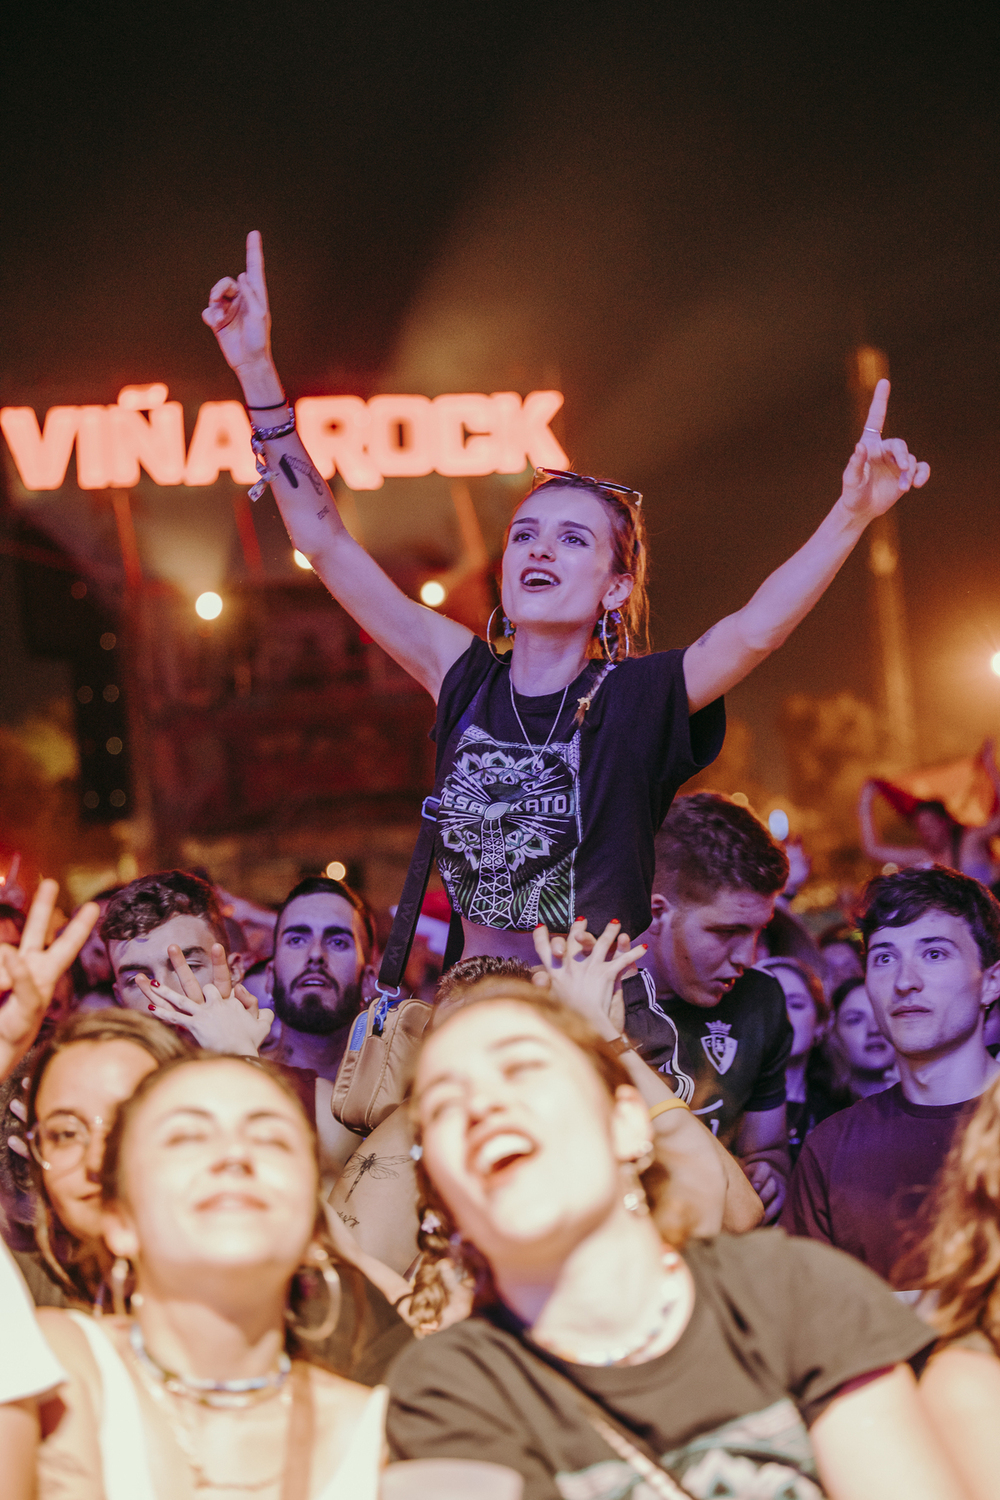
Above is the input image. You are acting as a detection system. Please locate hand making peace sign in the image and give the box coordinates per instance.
[0,880,99,1080]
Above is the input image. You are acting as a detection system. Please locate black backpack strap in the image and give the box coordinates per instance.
[376,791,445,995]
[376,679,489,998]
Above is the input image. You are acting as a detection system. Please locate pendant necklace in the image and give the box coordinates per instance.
[509,673,570,773]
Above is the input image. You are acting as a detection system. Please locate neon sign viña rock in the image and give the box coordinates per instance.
[0,384,568,492]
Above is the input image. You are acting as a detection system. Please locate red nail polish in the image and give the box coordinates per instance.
[150,979,160,988]
[147,1003,155,1011]
[535,923,544,930]
[611,918,621,925]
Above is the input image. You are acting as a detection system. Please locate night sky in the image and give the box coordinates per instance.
[2,1,999,787]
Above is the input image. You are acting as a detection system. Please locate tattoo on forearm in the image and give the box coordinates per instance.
[695,625,717,648]
[316,505,330,521]
[341,1151,410,1200]
[337,1210,360,1229]
[278,453,324,495]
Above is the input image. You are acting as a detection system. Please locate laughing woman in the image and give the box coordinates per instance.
[36,1056,385,1500]
[385,979,965,1500]
[205,233,929,962]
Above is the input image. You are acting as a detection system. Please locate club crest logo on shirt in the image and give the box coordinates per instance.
[701,1020,738,1075]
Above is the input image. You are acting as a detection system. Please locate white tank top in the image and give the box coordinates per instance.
[68,1312,386,1500]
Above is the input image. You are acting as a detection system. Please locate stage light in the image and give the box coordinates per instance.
[195,592,223,620]
[768,808,790,841]
[293,550,313,570]
[420,580,446,607]
[326,860,347,880]
[991,652,1000,678]
[731,792,749,807]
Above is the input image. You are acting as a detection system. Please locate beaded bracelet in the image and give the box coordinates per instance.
[248,407,296,501]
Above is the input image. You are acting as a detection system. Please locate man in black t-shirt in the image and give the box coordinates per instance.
[782,866,1000,1285]
[623,793,793,1220]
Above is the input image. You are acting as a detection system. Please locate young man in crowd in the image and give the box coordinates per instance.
[262,875,377,1081]
[782,865,1000,1286]
[102,871,270,1053]
[623,792,793,1220]
[101,871,363,1177]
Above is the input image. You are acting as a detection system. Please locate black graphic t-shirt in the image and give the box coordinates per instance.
[387,1231,934,1500]
[432,638,725,936]
[782,1084,975,1285]
[622,968,792,1146]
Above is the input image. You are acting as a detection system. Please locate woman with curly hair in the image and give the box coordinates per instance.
[17,1010,189,1309]
[385,977,964,1500]
[917,1073,1000,1500]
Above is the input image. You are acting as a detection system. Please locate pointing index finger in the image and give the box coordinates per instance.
[861,378,890,439]
[246,230,266,297]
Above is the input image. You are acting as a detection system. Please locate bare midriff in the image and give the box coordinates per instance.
[460,917,551,966]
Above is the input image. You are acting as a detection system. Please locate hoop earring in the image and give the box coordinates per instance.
[110,1255,131,1317]
[600,609,630,662]
[284,1251,341,1343]
[486,605,515,663]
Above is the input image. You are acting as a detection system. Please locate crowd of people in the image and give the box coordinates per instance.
[4,233,1000,1499]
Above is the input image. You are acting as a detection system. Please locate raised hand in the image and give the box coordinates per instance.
[0,880,99,1079]
[202,229,273,376]
[136,941,273,1056]
[840,379,930,525]
[532,918,646,1038]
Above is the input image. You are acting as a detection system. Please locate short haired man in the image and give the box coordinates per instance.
[264,876,377,1081]
[782,866,1000,1285]
[103,871,234,1005]
[101,871,271,1056]
[623,792,793,1219]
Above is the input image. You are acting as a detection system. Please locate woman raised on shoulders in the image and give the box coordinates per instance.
[205,232,929,963]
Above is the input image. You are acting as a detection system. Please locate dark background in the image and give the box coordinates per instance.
[2,0,999,782]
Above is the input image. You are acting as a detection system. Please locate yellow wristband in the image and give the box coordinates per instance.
[649,1096,689,1120]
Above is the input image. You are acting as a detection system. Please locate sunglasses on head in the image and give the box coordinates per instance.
[531,467,643,508]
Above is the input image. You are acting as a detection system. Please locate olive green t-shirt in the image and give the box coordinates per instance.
[387,1230,934,1500]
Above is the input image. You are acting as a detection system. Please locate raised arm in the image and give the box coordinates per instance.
[962,740,1000,867]
[203,232,473,701]
[857,781,924,868]
[683,381,929,713]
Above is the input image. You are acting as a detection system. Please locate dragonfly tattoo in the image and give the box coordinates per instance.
[341,1151,412,1201]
